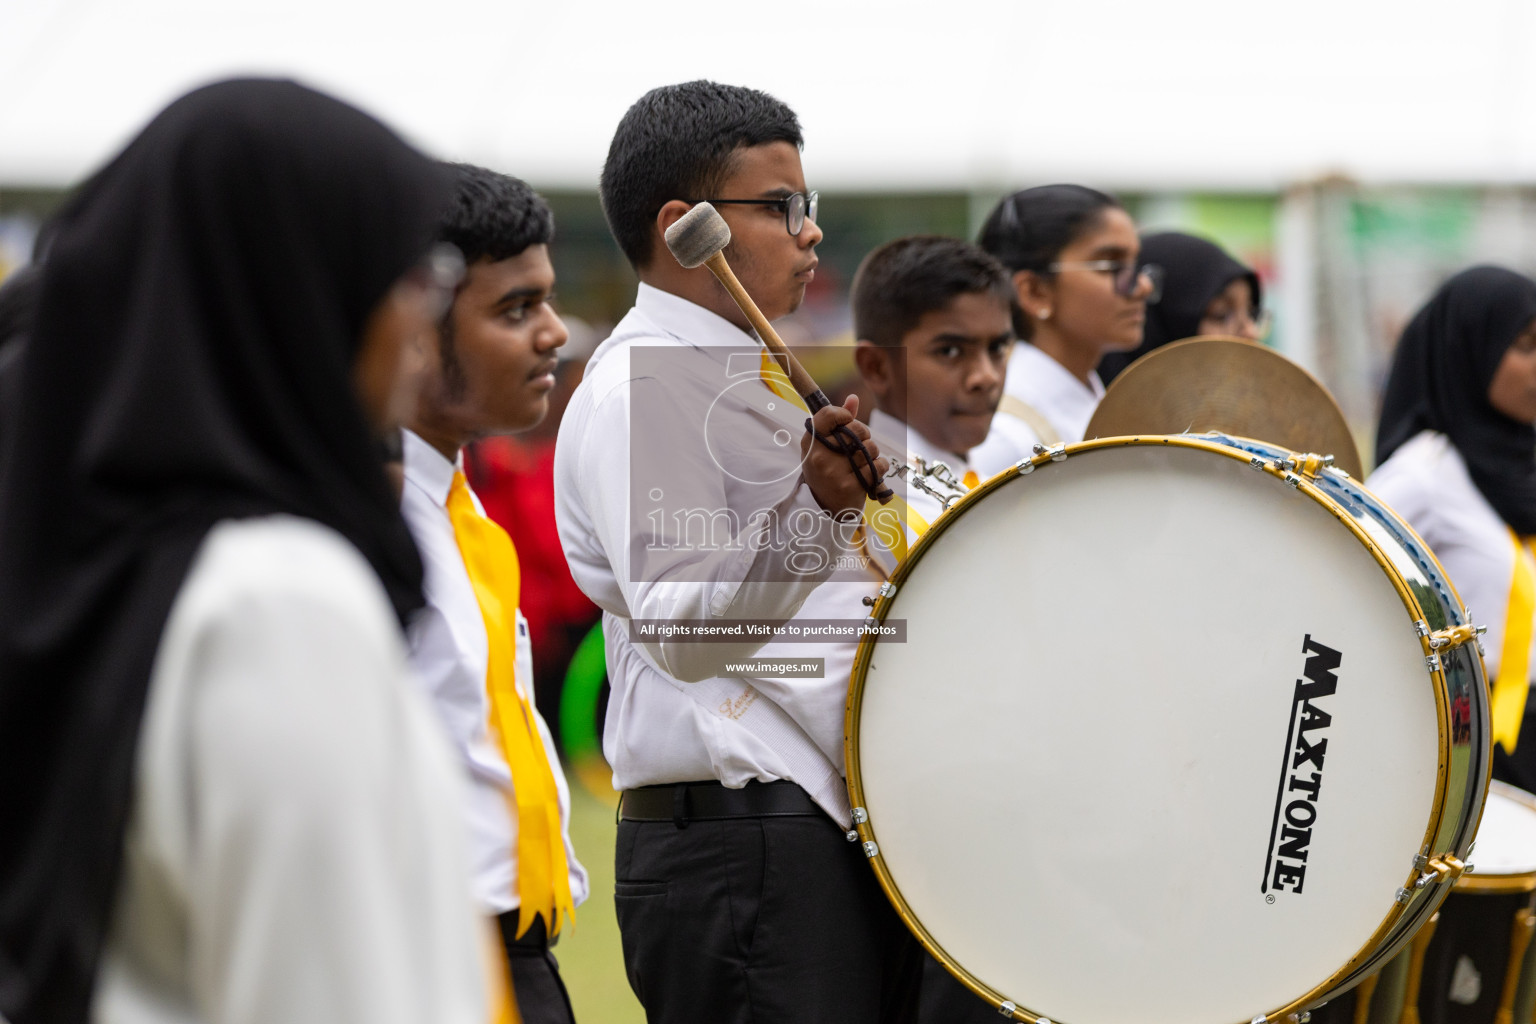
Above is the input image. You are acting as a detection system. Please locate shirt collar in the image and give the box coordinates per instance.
[634,282,761,350]
[869,408,974,477]
[402,428,460,507]
[1011,342,1105,402]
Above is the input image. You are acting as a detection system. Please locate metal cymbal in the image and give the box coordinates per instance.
[1085,336,1364,479]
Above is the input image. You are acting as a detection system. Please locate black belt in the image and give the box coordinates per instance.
[619,780,824,828]
[496,910,557,953]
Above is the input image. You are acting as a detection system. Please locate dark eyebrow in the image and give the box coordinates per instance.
[1089,245,1133,260]
[758,187,794,200]
[492,286,549,306]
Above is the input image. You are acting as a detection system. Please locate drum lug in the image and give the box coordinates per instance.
[1426,653,1441,671]
[1285,453,1334,479]
[861,840,879,858]
[1412,855,1467,890]
[879,582,897,599]
[997,1002,1016,1018]
[1014,458,1035,475]
[1296,1012,1312,1023]
[1030,442,1068,462]
[1396,887,1413,904]
[852,806,869,824]
[1251,1016,1269,1023]
[845,829,858,842]
[1428,623,1482,652]
[1414,620,1431,638]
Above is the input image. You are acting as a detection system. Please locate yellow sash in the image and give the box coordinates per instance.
[446,473,575,939]
[1492,530,1536,754]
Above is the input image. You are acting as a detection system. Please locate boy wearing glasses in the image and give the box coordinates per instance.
[554,81,922,1023]
[400,164,588,1024]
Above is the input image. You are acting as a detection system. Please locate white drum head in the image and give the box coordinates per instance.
[852,442,1445,1024]
[1465,783,1536,880]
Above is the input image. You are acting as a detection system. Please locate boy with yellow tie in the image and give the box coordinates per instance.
[400,163,586,1024]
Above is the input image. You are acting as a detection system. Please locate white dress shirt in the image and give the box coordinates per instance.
[1368,430,1536,686]
[95,515,485,1024]
[400,430,588,916]
[969,342,1106,477]
[554,283,870,825]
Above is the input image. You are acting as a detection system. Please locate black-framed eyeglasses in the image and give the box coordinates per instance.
[686,191,819,236]
[1047,260,1164,303]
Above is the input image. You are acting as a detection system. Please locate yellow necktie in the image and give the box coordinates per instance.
[1492,530,1536,754]
[760,350,805,409]
[447,472,575,938]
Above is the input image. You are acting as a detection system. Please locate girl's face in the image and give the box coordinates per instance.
[1488,318,1536,424]
[1199,278,1263,340]
[1022,207,1153,357]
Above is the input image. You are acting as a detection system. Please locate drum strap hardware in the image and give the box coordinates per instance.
[996,1002,1016,1018]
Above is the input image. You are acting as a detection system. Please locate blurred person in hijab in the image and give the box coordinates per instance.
[1368,266,1536,791]
[0,79,489,1024]
[1096,231,1264,385]
[0,263,39,453]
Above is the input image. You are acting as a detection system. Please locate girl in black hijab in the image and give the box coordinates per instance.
[1097,231,1264,385]
[1368,266,1536,789]
[0,79,485,1024]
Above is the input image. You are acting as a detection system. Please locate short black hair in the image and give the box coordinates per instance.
[600,80,803,269]
[852,236,1013,348]
[978,184,1122,338]
[436,162,553,264]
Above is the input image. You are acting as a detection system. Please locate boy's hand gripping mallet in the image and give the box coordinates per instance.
[664,202,892,503]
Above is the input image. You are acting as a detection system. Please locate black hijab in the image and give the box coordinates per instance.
[1098,231,1261,385]
[1376,265,1536,534]
[0,79,448,1024]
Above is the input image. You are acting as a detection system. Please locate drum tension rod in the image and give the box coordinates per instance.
[1411,855,1468,890]
[1426,623,1486,652]
[1015,443,1067,477]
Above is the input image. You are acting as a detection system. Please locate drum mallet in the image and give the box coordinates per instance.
[664,202,892,503]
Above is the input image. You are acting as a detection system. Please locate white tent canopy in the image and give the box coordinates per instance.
[2,0,1534,192]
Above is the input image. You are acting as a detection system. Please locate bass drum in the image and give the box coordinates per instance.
[846,434,1490,1024]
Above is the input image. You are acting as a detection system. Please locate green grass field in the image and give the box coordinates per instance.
[558,773,646,1024]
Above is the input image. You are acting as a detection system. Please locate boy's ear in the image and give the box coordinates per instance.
[654,201,694,260]
[854,339,893,398]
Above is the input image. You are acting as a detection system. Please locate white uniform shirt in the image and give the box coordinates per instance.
[553,283,869,825]
[969,342,1105,477]
[1368,430,1536,686]
[400,430,588,916]
[95,515,485,1024]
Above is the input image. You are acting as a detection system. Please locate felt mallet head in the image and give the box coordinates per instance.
[664,202,731,269]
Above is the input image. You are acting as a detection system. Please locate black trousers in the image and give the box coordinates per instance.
[614,786,923,1023]
[495,912,577,1024]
